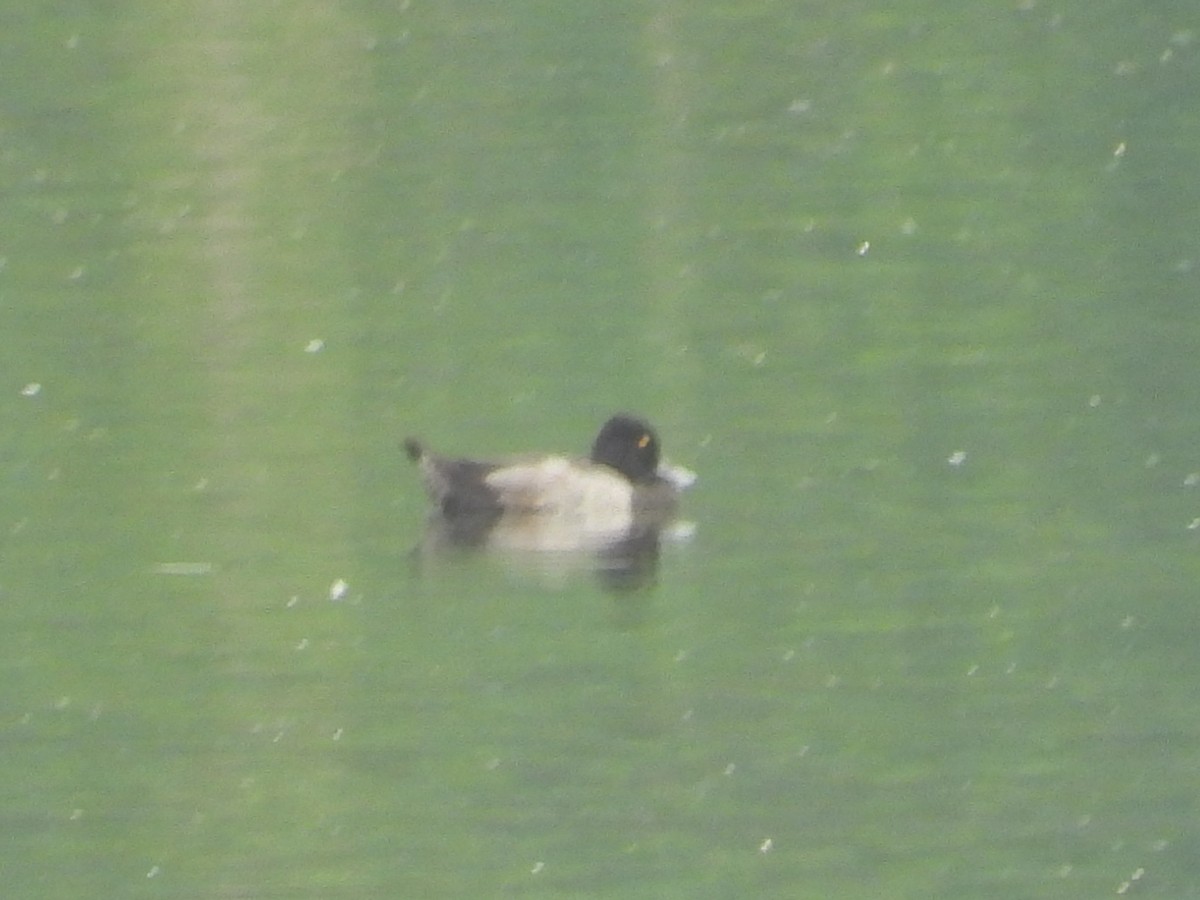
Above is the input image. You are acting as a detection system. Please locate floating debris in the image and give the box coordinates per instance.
[304,338,325,353]
[20,382,41,397]
[328,578,349,601]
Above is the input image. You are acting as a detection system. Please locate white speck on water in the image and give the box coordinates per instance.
[530,861,545,875]
[1087,394,1102,408]
[664,520,697,542]
[304,338,325,353]
[856,240,870,256]
[947,450,967,467]
[20,382,41,397]
[1116,866,1146,894]
[146,865,161,879]
[329,579,349,601]
[296,638,309,651]
[1183,473,1199,487]
[659,462,698,491]
[1187,518,1200,531]
[967,664,980,676]
[759,837,774,854]
[332,728,344,741]
[1105,141,1128,172]
[286,595,300,608]
[152,562,212,576]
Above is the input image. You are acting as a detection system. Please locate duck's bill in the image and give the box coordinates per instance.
[657,461,698,490]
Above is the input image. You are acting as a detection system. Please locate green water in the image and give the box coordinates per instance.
[2,2,1199,897]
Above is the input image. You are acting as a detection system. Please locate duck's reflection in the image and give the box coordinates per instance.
[411,507,693,596]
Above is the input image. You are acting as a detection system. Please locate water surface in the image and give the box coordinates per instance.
[2,2,1198,897]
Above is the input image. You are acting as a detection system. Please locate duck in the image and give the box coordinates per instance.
[403,414,695,549]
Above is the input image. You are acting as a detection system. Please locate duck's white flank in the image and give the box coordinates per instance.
[484,456,635,529]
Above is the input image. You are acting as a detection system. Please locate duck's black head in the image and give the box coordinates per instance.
[589,414,661,483]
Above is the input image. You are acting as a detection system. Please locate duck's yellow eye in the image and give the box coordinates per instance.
[637,434,650,449]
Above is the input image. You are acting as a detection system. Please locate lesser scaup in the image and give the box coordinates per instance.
[403,414,695,549]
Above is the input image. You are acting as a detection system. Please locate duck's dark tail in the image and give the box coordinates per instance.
[403,438,424,463]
